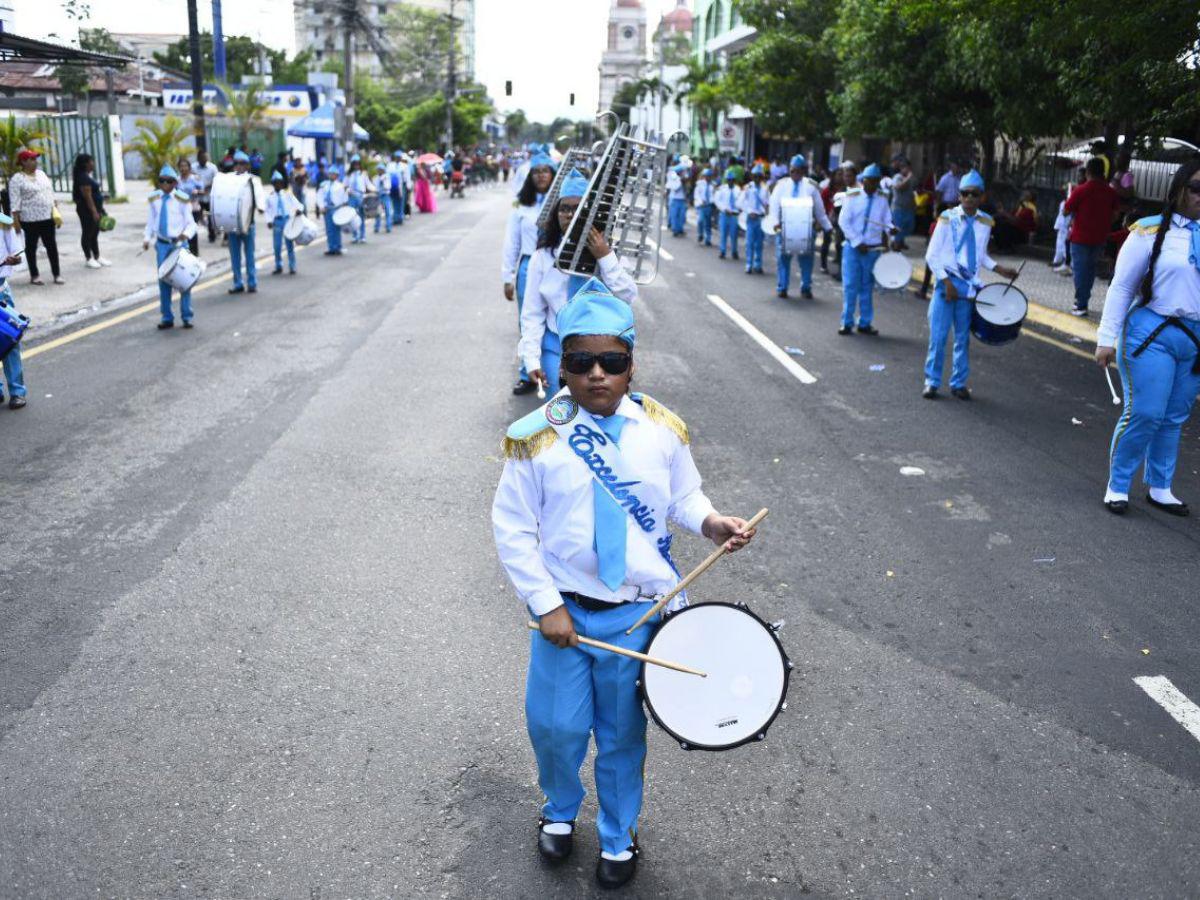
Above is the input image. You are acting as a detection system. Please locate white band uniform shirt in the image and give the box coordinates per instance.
[714,182,742,215]
[517,248,637,376]
[0,225,25,279]
[318,180,349,210]
[665,170,687,201]
[925,206,998,298]
[501,198,544,283]
[838,189,894,249]
[144,190,198,243]
[692,181,713,207]
[345,170,370,198]
[742,182,770,217]
[768,176,833,232]
[264,189,302,221]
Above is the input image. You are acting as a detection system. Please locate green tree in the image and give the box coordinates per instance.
[221,81,271,147]
[388,94,490,150]
[79,27,123,56]
[272,49,314,84]
[657,31,691,66]
[380,3,457,106]
[153,33,307,86]
[354,75,406,150]
[689,81,731,152]
[54,64,89,101]
[503,109,528,144]
[0,115,50,184]
[126,115,191,186]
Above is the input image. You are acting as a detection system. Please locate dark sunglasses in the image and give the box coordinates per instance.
[562,351,632,376]
[960,189,982,198]
[1186,181,1200,195]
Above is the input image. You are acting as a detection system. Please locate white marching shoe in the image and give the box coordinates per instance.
[97,257,112,267]
[85,258,101,269]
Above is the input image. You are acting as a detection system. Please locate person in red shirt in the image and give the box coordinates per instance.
[1063,157,1120,316]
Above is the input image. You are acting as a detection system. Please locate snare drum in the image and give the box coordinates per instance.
[971,282,1028,345]
[873,251,914,290]
[363,193,381,217]
[157,246,207,292]
[331,205,359,232]
[640,602,791,751]
[210,173,254,234]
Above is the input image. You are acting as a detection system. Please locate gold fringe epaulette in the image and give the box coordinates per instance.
[1129,219,1161,235]
[502,427,558,460]
[639,395,690,445]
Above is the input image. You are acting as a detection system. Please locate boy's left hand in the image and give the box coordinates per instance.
[702,513,756,552]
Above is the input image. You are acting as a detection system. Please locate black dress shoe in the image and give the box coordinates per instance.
[272,267,283,275]
[837,325,853,335]
[857,324,879,335]
[777,290,788,298]
[801,288,813,299]
[732,252,740,260]
[157,321,174,329]
[228,286,245,294]
[922,385,939,399]
[8,395,26,409]
[951,387,972,401]
[596,845,639,890]
[537,819,574,863]
[1146,494,1190,517]
[1105,499,1129,515]
[247,287,258,293]
[182,320,194,329]
[512,380,537,396]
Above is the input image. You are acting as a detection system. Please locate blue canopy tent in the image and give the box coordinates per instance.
[287,102,370,141]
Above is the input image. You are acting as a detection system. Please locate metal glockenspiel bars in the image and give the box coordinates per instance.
[536,146,597,233]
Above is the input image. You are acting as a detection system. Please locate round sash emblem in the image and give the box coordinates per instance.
[545,396,579,426]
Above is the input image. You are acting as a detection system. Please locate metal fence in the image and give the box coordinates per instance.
[204,122,286,162]
[28,115,116,196]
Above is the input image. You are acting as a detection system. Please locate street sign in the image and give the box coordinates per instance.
[718,120,738,153]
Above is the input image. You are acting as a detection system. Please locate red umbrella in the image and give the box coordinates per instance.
[417,153,443,165]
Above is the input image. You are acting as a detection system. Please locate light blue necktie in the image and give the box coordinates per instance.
[954,214,977,277]
[792,179,799,198]
[593,414,627,591]
[1186,220,1200,271]
[158,193,169,239]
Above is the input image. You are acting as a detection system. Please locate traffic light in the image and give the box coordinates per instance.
[569,93,575,106]
[505,80,512,96]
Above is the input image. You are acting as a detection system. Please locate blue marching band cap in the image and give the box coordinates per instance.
[270,170,285,181]
[724,170,736,180]
[701,168,712,177]
[528,151,556,169]
[790,153,807,168]
[350,153,361,163]
[960,169,985,191]
[751,163,764,175]
[557,277,636,349]
[233,150,250,163]
[158,163,180,181]
[559,168,590,199]
[861,162,882,179]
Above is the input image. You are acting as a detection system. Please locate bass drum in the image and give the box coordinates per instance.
[971,282,1028,345]
[640,602,791,751]
[210,173,253,235]
[157,246,207,292]
[779,197,815,256]
[362,193,381,218]
[284,213,317,244]
[872,251,913,290]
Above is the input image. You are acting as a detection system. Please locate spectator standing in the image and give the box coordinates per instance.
[9,149,63,285]
[890,159,916,249]
[72,153,110,269]
[193,148,219,243]
[934,161,961,212]
[1063,157,1120,316]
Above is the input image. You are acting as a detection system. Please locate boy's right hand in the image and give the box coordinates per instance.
[539,606,578,648]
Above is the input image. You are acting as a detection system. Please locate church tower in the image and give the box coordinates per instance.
[597,0,648,115]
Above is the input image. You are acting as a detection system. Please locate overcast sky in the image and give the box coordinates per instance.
[13,0,684,122]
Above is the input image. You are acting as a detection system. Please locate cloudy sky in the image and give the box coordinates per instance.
[13,0,685,122]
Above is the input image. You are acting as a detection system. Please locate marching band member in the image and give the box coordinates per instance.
[317,167,348,256]
[345,155,370,244]
[1096,158,1200,516]
[922,170,1018,399]
[665,163,688,237]
[142,164,198,329]
[266,171,303,276]
[837,162,893,335]
[519,169,637,397]
[770,153,833,299]
[715,170,742,260]
[502,150,556,396]
[742,164,770,275]
[693,168,714,247]
[387,151,406,227]
[0,213,28,408]
[374,162,393,234]
[227,151,265,295]
[493,277,756,889]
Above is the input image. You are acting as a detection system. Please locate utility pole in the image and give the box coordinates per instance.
[341,0,356,162]
[444,0,458,154]
[212,0,227,82]
[186,0,207,152]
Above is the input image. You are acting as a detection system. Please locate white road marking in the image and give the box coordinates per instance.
[658,245,674,261]
[1134,675,1200,744]
[704,294,817,385]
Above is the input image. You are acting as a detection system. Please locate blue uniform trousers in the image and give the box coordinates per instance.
[923,281,973,389]
[324,209,342,253]
[745,216,765,272]
[156,239,193,322]
[0,281,27,398]
[390,186,404,225]
[271,217,296,272]
[515,254,531,384]
[696,204,712,245]
[719,211,739,257]
[349,196,366,242]
[775,236,816,293]
[228,227,257,291]
[526,598,658,855]
[668,198,687,236]
[841,247,879,327]
[1108,307,1200,493]
[377,195,394,232]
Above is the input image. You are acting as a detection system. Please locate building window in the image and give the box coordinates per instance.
[622,25,634,40]
[378,4,386,15]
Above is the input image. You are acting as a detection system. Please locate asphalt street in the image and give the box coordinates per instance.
[0,186,1197,899]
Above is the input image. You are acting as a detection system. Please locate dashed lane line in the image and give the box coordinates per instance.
[658,245,674,261]
[1134,675,1200,745]
[704,293,817,385]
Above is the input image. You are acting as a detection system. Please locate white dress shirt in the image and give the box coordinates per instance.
[839,189,894,248]
[265,189,302,221]
[493,391,716,616]
[143,191,198,243]
[666,170,687,200]
[1098,214,1200,346]
[693,181,714,207]
[518,247,638,375]
[769,176,832,231]
[714,183,742,215]
[501,198,544,282]
[924,206,998,298]
[741,182,770,217]
[345,170,370,198]
[318,180,349,211]
[0,226,25,280]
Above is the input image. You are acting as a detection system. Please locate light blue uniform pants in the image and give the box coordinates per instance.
[272,217,296,272]
[1108,307,1200,493]
[719,211,739,256]
[349,196,366,242]
[0,281,27,397]
[156,239,193,322]
[324,209,342,253]
[228,227,257,290]
[376,195,393,233]
[841,246,879,327]
[515,255,531,383]
[696,204,712,244]
[526,598,658,855]
[744,216,765,271]
[668,198,687,235]
[923,280,973,389]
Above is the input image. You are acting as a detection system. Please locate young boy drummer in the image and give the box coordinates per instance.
[492,279,756,889]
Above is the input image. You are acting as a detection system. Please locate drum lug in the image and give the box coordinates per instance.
[634,679,641,688]
[770,619,785,633]
[736,601,748,609]
[785,659,794,671]
[679,741,691,751]
[755,732,766,741]
[781,702,787,711]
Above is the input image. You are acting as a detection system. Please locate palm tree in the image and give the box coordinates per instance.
[126,115,191,186]
[0,114,51,185]
[221,82,271,148]
[675,59,723,152]
[689,81,731,154]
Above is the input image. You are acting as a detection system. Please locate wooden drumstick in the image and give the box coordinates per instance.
[526,621,706,677]
[626,507,769,635]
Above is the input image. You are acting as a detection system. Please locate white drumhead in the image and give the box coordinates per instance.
[157,247,181,280]
[331,206,357,227]
[211,174,252,234]
[643,603,788,750]
[873,251,913,289]
[283,213,304,241]
[974,283,1028,326]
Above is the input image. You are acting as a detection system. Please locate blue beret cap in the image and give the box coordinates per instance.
[557,277,636,349]
[861,163,882,179]
[724,170,736,181]
[960,169,985,191]
[270,170,285,181]
[559,168,590,199]
[233,150,250,163]
[158,164,180,181]
[529,152,556,170]
[790,153,807,168]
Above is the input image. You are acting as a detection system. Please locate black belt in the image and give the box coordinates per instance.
[561,591,625,612]
[1131,315,1200,374]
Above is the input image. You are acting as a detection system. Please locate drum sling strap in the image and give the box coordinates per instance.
[1130,316,1200,374]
